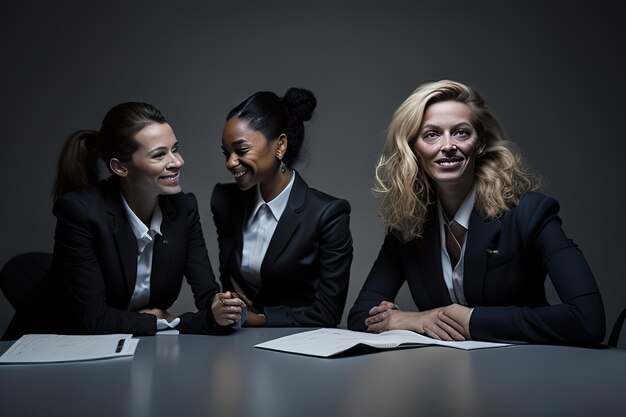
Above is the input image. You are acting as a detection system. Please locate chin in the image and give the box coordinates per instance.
[161,186,182,195]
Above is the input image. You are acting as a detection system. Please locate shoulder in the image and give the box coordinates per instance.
[292,172,349,213]
[211,182,241,204]
[53,181,109,217]
[503,192,562,240]
[509,192,560,219]
[303,185,351,217]
[210,182,249,214]
[162,191,199,213]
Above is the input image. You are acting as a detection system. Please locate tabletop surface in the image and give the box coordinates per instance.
[1,328,625,417]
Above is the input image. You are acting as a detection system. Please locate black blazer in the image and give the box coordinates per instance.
[348,192,605,345]
[211,172,353,326]
[4,178,225,339]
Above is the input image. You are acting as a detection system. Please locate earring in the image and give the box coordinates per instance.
[280,160,287,174]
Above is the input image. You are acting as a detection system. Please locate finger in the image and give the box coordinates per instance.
[424,327,442,340]
[364,312,385,326]
[366,320,387,333]
[435,318,465,341]
[430,323,454,341]
[439,312,466,337]
[368,301,394,316]
[231,291,253,306]
[222,298,245,307]
[368,306,381,316]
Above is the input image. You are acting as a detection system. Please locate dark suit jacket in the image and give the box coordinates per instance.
[4,178,226,339]
[348,192,605,345]
[211,172,353,326]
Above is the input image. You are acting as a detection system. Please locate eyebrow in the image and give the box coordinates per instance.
[147,142,178,155]
[222,139,249,151]
[420,122,473,131]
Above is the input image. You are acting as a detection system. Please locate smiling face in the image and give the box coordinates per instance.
[413,100,482,195]
[119,122,184,199]
[221,116,285,194]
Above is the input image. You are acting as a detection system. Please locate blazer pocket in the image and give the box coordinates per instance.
[485,253,514,271]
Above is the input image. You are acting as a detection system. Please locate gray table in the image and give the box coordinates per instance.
[1,328,625,417]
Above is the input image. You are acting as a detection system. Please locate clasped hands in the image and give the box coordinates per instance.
[364,301,473,341]
[210,291,267,327]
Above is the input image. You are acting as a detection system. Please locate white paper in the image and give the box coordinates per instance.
[0,334,139,363]
[255,328,512,357]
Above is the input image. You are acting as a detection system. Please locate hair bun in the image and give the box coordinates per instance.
[282,87,317,122]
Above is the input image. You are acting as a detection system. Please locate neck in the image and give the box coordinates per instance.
[436,178,474,220]
[260,168,293,202]
[120,182,158,227]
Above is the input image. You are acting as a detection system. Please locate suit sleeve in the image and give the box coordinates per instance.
[53,196,156,335]
[347,232,407,331]
[263,199,353,327]
[177,193,232,334]
[470,195,606,345]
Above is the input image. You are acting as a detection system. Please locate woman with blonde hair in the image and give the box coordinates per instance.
[348,80,605,344]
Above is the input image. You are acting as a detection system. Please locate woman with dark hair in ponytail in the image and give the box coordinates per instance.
[3,102,244,339]
[212,88,353,327]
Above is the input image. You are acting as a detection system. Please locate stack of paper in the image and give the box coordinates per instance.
[0,334,139,364]
[255,328,512,357]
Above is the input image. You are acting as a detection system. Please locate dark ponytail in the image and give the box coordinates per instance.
[281,87,316,166]
[226,87,317,166]
[53,130,100,200]
[53,102,167,200]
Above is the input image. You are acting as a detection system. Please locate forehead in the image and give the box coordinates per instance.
[134,123,176,149]
[421,100,473,126]
[222,117,268,147]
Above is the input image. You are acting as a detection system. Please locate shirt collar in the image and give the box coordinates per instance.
[120,192,163,240]
[249,170,296,222]
[438,185,476,230]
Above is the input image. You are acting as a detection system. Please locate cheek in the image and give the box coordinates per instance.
[414,142,436,160]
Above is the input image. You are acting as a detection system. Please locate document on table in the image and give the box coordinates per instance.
[0,334,139,364]
[255,328,512,357]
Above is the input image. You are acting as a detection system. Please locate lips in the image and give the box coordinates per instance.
[159,171,180,184]
[231,169,248,178]
[435,157,463,168]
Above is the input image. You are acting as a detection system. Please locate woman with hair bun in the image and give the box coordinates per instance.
[212,87,353,327]
[3,102,244,340]
[348,80,605,345]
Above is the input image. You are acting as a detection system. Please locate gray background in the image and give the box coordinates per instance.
[1,1,624,338]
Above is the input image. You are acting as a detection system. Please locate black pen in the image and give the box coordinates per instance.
[116,338,125,353]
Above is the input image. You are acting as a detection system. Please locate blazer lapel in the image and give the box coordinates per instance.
[104,181,138,297]
[228,188,254,269]
[261,173,307,271]
[463,210,501,306]
[416,208,453,306]
[150,196,174,299]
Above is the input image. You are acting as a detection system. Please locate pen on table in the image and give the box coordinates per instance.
[116,338,125,353]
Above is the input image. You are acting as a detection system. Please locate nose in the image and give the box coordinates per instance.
[167,152,184,169]
[440,134,457,153]
[225,153,239,169]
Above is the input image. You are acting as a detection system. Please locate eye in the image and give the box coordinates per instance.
[152,152,166,159]
[422,131,439,141]
[235,148,249,156]
[453,129,471,139]
[172,144,180,153]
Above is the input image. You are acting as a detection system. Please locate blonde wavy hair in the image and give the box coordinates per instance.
[374,80,540,242]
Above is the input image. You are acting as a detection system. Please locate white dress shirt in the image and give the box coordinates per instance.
[437,187,476,305]
[120,194,179,330]
[240,171,296,292]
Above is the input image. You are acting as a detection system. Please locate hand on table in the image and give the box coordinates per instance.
[211,291,246,326]
[139,308,176,322]
[364,301,472,341]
